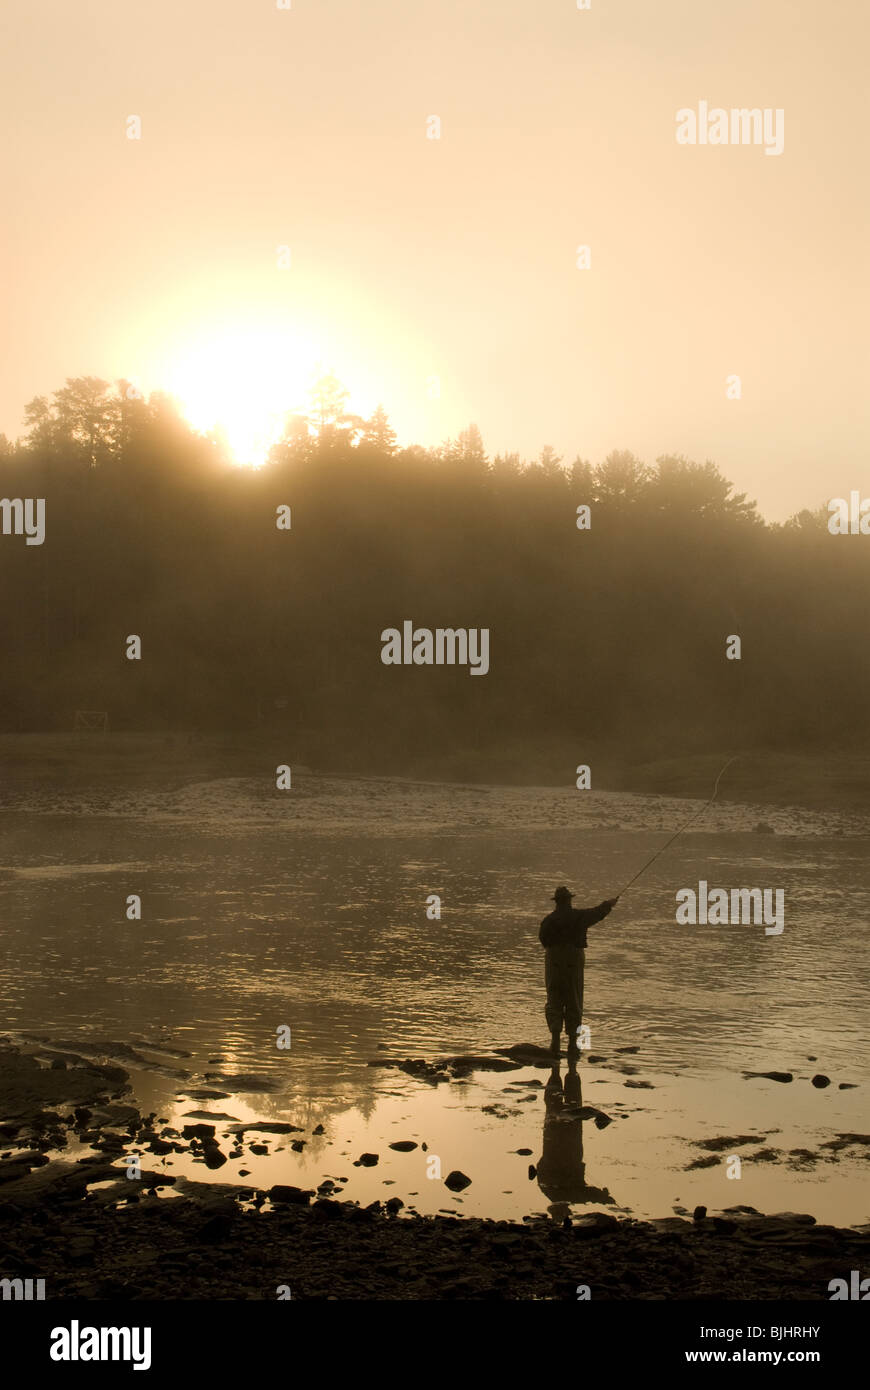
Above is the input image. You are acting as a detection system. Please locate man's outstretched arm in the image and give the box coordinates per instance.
[576,897,620,930]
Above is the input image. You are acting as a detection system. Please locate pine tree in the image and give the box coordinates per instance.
[362,404,397,454]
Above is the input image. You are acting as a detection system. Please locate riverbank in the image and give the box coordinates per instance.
[6,1174,870,1301]
[1,733,868,814]
[1,1039,867,1300]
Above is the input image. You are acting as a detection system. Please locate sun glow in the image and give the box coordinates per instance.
[161,324,324,466]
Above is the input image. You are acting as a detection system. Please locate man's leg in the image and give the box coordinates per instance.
[544,957,564,1052]
[565,961,584,1056]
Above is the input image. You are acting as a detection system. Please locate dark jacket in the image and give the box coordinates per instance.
[539,901,614,962]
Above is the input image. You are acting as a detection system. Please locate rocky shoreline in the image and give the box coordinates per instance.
[1,1038,868,1300]
[7,1176,870,1301]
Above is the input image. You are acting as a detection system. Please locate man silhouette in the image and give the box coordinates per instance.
[539,886,618,1055]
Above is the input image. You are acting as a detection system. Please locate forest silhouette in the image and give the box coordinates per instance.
[1,375,866,775]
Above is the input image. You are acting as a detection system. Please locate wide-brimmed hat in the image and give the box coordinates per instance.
[552,886,574,902]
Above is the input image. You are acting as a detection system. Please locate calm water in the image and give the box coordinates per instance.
[1,776,868,1225]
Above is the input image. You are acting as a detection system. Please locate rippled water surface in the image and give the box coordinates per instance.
[1,777,868,1225]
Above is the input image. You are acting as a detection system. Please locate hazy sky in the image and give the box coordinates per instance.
[3,0,867,517]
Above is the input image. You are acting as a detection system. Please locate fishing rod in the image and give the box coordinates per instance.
[614,754,739,898]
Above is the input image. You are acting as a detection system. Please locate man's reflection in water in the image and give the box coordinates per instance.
[536,1059,615,1212]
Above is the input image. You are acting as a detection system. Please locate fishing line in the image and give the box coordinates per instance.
[615,754,739,897]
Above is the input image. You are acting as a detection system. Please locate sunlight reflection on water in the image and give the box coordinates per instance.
[0,782,868,1222]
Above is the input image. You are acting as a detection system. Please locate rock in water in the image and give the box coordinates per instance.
[183,1110,239,1121]
[444,1055,519,1076]
[355,1153,379,1167]
[270,1184,313,1204]
[444,1170,472,1191]
[572,1212,619,1237]
[811,1074,831,1088]
[494,1043,556,1065]
[228,1121,303,1135]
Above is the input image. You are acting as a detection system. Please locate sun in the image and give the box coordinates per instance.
[161,323,319,466]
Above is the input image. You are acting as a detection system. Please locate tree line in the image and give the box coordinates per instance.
[0,374,864,775]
